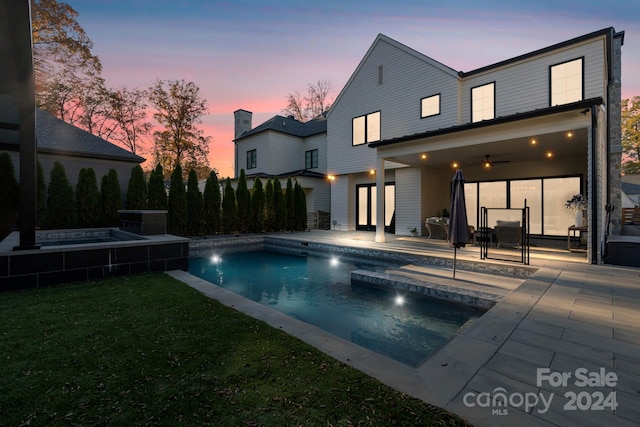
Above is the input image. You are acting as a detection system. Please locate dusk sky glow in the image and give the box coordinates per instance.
[69,0,640,177]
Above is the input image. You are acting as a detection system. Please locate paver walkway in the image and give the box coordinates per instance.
[172,230,640,426]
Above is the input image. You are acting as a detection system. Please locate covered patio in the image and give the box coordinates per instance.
[368,100,605,263]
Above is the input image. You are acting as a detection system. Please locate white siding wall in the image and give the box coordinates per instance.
[330,175,351,230]
[460,37,606,123]
[266,132,306,174]
[236,136,271,176]
[328,38,459,175]
[304,133,327,174]
[395,168,423,236]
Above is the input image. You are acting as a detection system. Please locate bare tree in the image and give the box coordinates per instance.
[282,79,334,122]
[107,87,152,155]
[148,79,211,178]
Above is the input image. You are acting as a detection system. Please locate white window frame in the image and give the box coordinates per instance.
[471,82,495,123]
[352,111,381,146]
[550,57,583,106]
[421,94,441,118]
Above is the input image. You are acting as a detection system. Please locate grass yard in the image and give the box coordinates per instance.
[0,273,472,426]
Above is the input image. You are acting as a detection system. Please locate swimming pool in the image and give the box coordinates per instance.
[189,250,484,367]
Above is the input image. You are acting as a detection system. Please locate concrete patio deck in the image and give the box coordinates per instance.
[170,230,640,426]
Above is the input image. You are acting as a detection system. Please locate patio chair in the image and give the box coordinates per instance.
[495,220,522,248]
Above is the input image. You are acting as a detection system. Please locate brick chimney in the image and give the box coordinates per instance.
[233,109,252,139]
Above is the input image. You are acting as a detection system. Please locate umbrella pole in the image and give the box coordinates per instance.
[453,248,457,280]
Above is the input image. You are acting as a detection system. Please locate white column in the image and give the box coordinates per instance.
[375,156,385,243]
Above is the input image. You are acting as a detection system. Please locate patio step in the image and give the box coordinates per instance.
[350,267,517,309]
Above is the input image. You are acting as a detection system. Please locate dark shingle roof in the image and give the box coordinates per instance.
[35,109,144,163]
[236,114,326,141]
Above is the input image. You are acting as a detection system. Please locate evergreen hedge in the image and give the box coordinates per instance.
[285,177,295,231]
[148,163,167,210]
[235,169,251,233]
[186,169,203,236]
[264,178,275,233]
[294,180,307,231]
[47,161,75,229]
[126,165,147,210]
[168,164,187,235]
[273,177,285,231]
[203,170,221,235]
[76,168,101,227]
[222,178,237,234]
[251,177,265,233]
[101,169,122,226]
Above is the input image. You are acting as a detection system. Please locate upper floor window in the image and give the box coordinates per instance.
[353,111,381,146]
[471,82,495,123]
[246,149,256,169]
[305,149,318,169]
[550,58,583,106]
[421,94,440,118]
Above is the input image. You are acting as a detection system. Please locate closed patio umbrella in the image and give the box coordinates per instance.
[448,169,469,279]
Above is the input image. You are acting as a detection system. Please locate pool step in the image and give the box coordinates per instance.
[351,268,510,309]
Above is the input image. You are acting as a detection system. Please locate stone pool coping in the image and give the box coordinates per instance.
[181,232,640,426]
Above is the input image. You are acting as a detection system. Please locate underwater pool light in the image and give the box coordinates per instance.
[211,254,221,264]
[394,295,405,306]
[330,256,339,266]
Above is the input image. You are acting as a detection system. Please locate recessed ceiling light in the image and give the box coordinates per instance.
[531,138,537,145]
[369,169,375,175]
[546,151,553,159]
[452,162,459,169]
[566,131,573,139]
[421,153,427,160]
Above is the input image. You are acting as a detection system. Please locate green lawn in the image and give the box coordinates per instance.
[0,273,472,426]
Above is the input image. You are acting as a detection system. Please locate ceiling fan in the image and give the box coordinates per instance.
[482,154,510,168]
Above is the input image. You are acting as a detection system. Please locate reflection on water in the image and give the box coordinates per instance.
[189,250,483,367]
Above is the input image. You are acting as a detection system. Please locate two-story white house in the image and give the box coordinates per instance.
[326,27,624,263]
[232,109,331,227]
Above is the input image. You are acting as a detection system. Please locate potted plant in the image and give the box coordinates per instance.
[407,226,418,236]
[565,194,587,227]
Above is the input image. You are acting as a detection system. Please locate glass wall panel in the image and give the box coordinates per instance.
[464,183,478,229]
[511,179,542,234]
[479,181,506,227]
[371,188,377,226]
[385,184,395,226]
[543,177,580,235]
[358,186,368,226]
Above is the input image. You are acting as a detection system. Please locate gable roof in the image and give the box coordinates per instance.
[327,33,459,118]
[33,110,145,163]
[236,114,327,141]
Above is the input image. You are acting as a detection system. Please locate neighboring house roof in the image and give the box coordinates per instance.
[243,169,327,180]
[622,181,640,195]
[35,110,145,163]
[236,114,327,141]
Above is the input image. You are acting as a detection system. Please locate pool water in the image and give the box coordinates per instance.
[189,250,483,367]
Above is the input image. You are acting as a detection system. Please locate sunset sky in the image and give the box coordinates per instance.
[69,0,640,178]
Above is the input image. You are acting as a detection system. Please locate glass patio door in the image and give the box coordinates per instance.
[356,183,395,231]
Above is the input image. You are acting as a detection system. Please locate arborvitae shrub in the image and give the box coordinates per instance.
[168,164,187,235]
[46,161,75,228]
[76,168,101,227]
[273,177,285,231]
[148,163,167,210]
[126,165,147,209]
[235,169,251,233]
[264,178,274,233]
[285,177,295,231]
[294,180,307,231]
[186,169,203,236]
[203,170,221,235]
[222,178,237,234]
[101,169,122,226]
[251,177,265,233]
